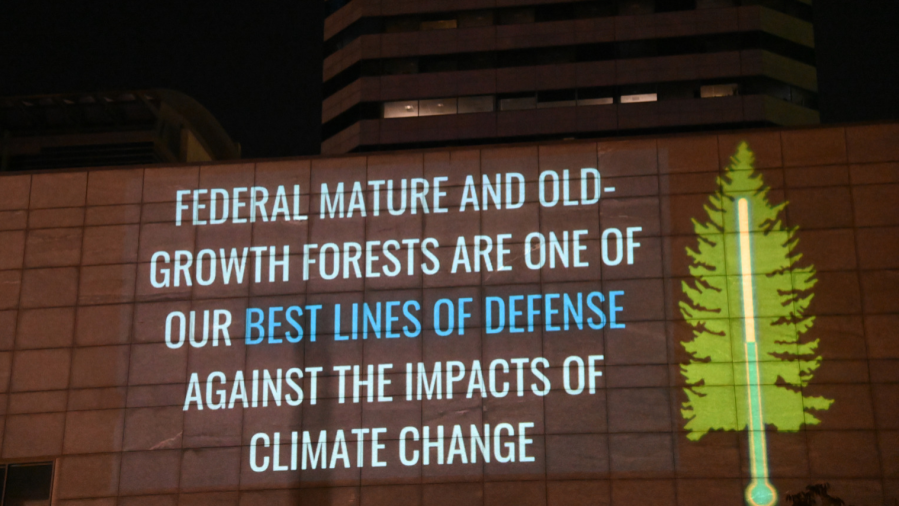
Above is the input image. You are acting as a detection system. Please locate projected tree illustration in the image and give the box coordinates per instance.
[679,142,833,506]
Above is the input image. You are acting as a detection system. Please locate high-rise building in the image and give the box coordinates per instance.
[321,0,817,154]
[0,89,241,171]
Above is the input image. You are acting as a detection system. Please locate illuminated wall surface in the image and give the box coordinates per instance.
[0,124,897,506]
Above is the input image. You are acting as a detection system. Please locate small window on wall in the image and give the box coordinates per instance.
[618,0,655,15]
[537,89,576,108]
[458,52,496,71]
[701,83,739,98]
[535,3,574,22]
[533,47,576,65]
[575,2,618,18]
[701,33,741,53]
[620,93,658,103]
[577,43,616,62]
[696,0,736,7]
[420,98,458,116]
[752,79,791,102]
[498,8,535,25]
[459,96,495,113]
[659,37,700,56]
[421,19,457,30]
[743,0,788,9]
[499,96,537,111]
[617,39,658,59]
[382,58,418,75]
[789,86,816,108]
[421,55,458,73]
[659,81,699,100]
[578,87,615,106]
[3,463,54,506]
[360,60,381,76]
[458,10,493,28]
[384,16,420,33]
[384,101,419,118]
[656,0,696,12]
[578,97,614,106]
[498,49,534,67]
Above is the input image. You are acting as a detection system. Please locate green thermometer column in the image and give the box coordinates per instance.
[737,198,777,506]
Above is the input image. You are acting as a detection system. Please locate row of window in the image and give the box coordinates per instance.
[0,463,53,506]
[323,31,815,100]
[324,0,813,58]
[322,77,816,140]
[382,84,745,118]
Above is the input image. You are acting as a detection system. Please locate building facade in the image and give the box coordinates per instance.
[0,122,896,505]
[0,90,241,172]
[321,0,818,154]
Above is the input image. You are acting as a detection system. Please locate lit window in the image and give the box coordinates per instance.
[383,101,419,118]
[459,96,495,113]
[420,98,458,116]
[421,19,457,30]
[577,97,614,106]
[700,83,739,98]
[620,93,658,103]
[499,96,537,111]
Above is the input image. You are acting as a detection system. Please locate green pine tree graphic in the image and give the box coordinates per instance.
[679,142,833,494]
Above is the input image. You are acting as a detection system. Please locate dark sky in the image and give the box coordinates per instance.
[1,0,897,159]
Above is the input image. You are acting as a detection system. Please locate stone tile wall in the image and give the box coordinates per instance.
[0,123,896,505]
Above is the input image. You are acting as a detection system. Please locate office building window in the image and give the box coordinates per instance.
[534,47,577,65]
[1,463,54,506]
[499,96,538,111]
[618,0,656,15]
[660,81,700,99]
[697,0,737,7]
[421,55,458,73]
[382,58,418,75]
[458,11,494,28]
[656,0,696,11]
[419,98,458,116]
[620,93,659,103]
[421,19,457,30]
[575,2,618,18]
[701,83,739,97]
[538,89,577,108]
[383,96,495,118]
[535,3,576,22]
[384,101,419,118]
[618,39,658,58]
[384,17,419,33]
[498,8,535,25]
[458,96,495,113]
[578,97,615,106]
[458,53,496,71]
[702,33,742,52]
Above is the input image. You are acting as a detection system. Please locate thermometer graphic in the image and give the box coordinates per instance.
[737,198,777,506]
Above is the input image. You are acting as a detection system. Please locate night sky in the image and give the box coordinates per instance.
[1,0,897,159]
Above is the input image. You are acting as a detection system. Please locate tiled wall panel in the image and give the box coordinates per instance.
[0,123,897,505]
